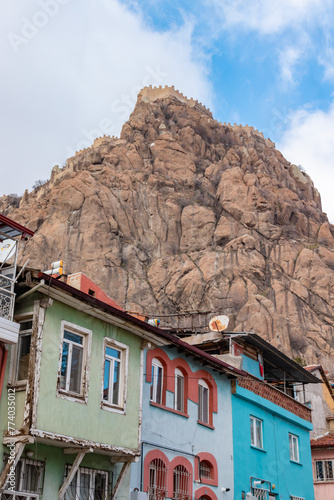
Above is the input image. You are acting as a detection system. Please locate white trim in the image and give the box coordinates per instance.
[56,320,92,404]
[101,337,129,413]
[150,358,163,404]
[174,368,184,412]
[198,379,209,424]
[289,433,299,462]
[250,416,263,449]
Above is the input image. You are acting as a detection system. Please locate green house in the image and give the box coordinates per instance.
[0,271,170,499]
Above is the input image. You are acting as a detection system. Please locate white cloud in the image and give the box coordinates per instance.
[278,102,334,223]
[0,0,212,196]
[278,47,303,86]
[210,0,330,35]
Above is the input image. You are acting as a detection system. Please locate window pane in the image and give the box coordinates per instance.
[156,366,163,404]
[20,320,32,331]
[95,473,107,500]
[250,418,255,445]
[176,375,184,412]
[80,471,91,491]
[113,360,120,405]
[326,460,333,480]
[60,341,69,390]
[202,387,209,423]
[255,419,262,448]
[69,345,83,393]
[104,359,110,401]
[106,346,120,359]
[198,385,202,421]
[64,330,83,345]
[17,334,31,380]
[316,461,324,481]
[150,365,155,401]
[23,463,40,493]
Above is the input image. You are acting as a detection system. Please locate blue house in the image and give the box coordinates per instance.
[186,331,319,500]
[130,340,246,500]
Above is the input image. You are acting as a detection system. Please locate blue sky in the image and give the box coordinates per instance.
[1,0,334,221]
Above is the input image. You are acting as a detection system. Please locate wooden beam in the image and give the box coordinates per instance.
[58,450,87,499]
[0,442,26,490]
[112,461,132,499]
[63,447,93,455]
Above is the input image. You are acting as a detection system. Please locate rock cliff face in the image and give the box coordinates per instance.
[2,86,334,372]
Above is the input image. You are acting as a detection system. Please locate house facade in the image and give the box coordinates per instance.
[130,344,245,500]
[311,432,334,500]
[0,272,175,499]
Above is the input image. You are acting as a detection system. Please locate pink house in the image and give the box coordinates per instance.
[311,432,334,500]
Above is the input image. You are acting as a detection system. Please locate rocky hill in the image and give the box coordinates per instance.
[2,85,334,372]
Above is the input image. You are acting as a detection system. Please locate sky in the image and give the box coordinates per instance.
[1,0,334,222]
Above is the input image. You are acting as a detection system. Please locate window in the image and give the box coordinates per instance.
[64,465,109,500]
[15,318,33,382]
[199,460,212,481]
[148,459,168,500]
[174,369,184,412]
[290,497,305,500]
[198,380,209,424]
[289,434,299,462]
[2,456,45,497]
[102,339,128,411]
[250,416,263,449]
[150,359,163,404]
[58,321,91,402]
[173,465,191,500]
[252,489,268,500]
[315,459,334,482]
[10,315,33,385]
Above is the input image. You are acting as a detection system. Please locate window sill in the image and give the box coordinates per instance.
[150,401,189,418]
[7,382,27,391]
[57,390,87,405]
[290,459,302,466]
[250,445,266,453]
[197,420,215,430]
[101,402,126,414]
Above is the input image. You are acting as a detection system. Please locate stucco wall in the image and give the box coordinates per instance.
[232,384,314,500]
[312,448,334,500]
[35,299,142,450]
[130,346,234,499]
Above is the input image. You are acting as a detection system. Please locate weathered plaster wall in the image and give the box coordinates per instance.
[35,298,142,450]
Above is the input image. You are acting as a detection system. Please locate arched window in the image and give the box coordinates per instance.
[150,359,163,404]
[148,459,168,500]
[198,379,209,424]
[173,465,191,500]
[199,460,213,481]
[174,369,184,412]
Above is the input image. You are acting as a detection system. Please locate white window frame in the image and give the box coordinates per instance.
[150,358,164,405]
[3,455,45,496]
[64,465,109,500]
[174,368,184,413]
[198,379,209,424]
[101,337,129,413]
[314,459,334,482]
[57,321,92,404]
[289,433,300,463]
[9,313,34,387]
[250,416,263,449]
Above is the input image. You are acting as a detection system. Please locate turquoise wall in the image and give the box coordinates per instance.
[232,384,315,500]
[241,354,263,379]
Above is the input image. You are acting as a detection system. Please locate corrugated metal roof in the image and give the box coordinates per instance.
[0,214,34,240]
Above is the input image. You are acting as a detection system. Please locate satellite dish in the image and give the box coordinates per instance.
[0,239,16,263]
[209,315,229,332]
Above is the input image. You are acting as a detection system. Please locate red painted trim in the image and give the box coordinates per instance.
[150,401,189,419]
[194,453,218,486]
[194,486,218,500]
[168,456,193,498]
[0,214,34,237]
[0,344,8,400]
[197,421,215,430]
[146,348,218,425]
[143,450,169,492]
